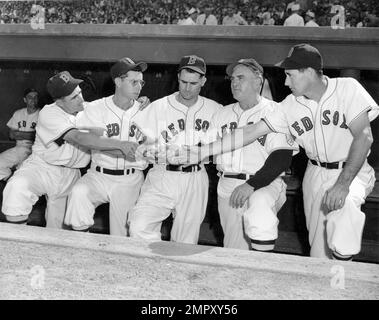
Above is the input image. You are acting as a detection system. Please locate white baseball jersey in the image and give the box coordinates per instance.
[264,77,379,162]
[7,107,39,147]
[76,96,148,170]
[210,98,298,251]
[132,92,222,152]
[212,98,298,174]
[129,92,222,244]
[263,76,379,258]
[32,103,90,168]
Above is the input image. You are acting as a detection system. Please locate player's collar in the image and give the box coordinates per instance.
[318,76,337,105]
[168,92,204,113]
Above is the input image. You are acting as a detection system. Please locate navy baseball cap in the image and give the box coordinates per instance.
[226,58,264,76]
[110,57,147,80]
[275,43,323,70]
[23,88,38,97]
[46,71,83,99]
[178,55,206,75]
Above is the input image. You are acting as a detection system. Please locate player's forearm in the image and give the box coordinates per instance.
[336,128,373,187]
[199,120,272,160]
[9,130,35,141]
[66,130,125,152]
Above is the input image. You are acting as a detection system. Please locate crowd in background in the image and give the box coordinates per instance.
[0,0,378,27]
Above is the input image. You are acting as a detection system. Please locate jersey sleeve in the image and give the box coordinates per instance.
[6,109,21,130]
[200,104,222,144]
[343,78,379,125]
[75,100,104,128]
[131,100,160,142]
[264,131,299,155]
[37,106,75,146]
[262,100,291,136]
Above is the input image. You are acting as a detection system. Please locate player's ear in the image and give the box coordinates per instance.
[114,77,122,88]
[201,76,207,87]
[23,97,27,104]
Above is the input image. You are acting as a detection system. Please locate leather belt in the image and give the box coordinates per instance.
[95,166,136,175]
[220,172,252,180]
[165,164,201,173]
[310,159,346,170]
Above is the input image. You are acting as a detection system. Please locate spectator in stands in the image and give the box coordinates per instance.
[181,7,197,25]
[222,3,248,25]
[0,89,40,182]
[196,4,218,25]
[283,4,305,26]
[305,10,319,26]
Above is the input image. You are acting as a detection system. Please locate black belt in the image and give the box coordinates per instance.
[310,159,346,169]
[220,172,252,180]
[165,164,201,173]
[95,166,136,175]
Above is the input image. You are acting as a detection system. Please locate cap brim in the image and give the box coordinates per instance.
[179,66,205,75]
[132,62,148,73]
[275,58,300,69]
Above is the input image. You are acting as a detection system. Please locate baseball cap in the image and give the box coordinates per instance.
[110,57,147,80]
[226,58,264,76]
[188,7,197,15]
[275,43,323,70]
[178,55,206,75]
[23,88,37,97]
[46,71,83,100]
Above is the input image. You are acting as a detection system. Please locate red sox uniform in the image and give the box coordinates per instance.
[264,77,379,258]
[0,108,39,181]
[64,96,148,236]
[211,98,298,250]
[129,92,221,244]
[2,102,91,228]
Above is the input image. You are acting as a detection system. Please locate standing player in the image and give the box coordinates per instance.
[2,71,136,228]
[175,44,378,260]
[129,55,222,244]
[64,58,149,236]
[211,58,298,251]
[0,88,39,181]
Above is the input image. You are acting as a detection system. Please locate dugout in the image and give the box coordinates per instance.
[0,24,378,262]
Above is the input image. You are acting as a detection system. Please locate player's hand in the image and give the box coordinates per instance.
[322,182,349,211]
[135,143,158,163]
[137,96,150,111]
[168,145,204,165]
[229,183,254,208]
[120,141,139,162]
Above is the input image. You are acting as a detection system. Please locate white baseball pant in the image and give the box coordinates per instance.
[302,161,375,259]
[129,166,209,244]
[0,145,32,181]
[64,168,144,236]
[2,154,80,228]
[218,177,286,251]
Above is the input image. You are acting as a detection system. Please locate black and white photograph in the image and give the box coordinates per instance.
[0,0,378,307]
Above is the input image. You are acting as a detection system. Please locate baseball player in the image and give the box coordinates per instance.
[129,55,222,244]
[2,71,135,228]
[64,58,150,236]
[211,58,298,251]
[0,88,39,181]
[175,44,379,260]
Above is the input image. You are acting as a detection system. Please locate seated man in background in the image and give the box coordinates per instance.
[0,88,39,182]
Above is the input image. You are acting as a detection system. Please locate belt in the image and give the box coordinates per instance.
[310,159,346,169]
[95,166,136,175]
[220,172,252,180]
[165,164,201,173]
